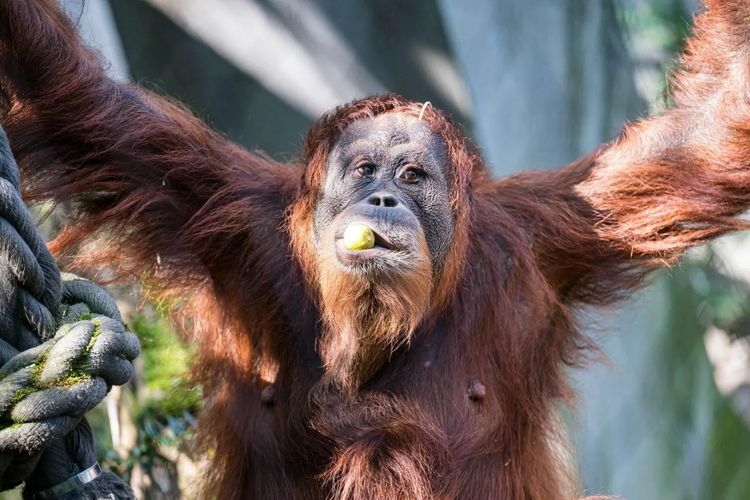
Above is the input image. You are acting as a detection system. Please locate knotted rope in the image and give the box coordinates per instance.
[0,126,139,494]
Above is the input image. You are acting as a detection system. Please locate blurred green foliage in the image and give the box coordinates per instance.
[688,254,750,340]
[655,264,750,498]
[99,313,200,488]
[618,0,693,54]
[617,0,695,111]
[131,313,200,416]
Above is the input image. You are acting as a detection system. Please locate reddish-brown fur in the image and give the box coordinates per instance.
[1,1,750,498]
[315,220,433,392]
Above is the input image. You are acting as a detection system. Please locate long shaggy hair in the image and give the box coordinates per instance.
[288,95,479,395]
[315,222,433,392]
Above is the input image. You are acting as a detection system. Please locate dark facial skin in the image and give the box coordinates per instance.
[313,113,454,273]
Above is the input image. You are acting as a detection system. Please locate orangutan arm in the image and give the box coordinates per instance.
[0,0,300,298]
[488,0,750,304]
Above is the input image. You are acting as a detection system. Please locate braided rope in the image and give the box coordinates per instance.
[0,127,139,491]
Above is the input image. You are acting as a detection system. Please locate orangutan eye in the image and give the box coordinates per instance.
[355,163,376,178]
[399,166,424,184]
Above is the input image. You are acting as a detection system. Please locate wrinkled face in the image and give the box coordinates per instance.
[313,113,454,273]
[309,111,455,390]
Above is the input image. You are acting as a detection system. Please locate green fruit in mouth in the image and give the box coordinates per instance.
[342,223,376,251]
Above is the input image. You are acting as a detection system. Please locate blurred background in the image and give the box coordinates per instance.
[4,0,750,498]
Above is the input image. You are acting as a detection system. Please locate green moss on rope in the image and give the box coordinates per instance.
[84,320,101,355]
[11,387,33,406]
[20,318,101,393]
[67,320,101,384]
[78,320,101,363]
[56,372,91,388]
[29,350,50,386]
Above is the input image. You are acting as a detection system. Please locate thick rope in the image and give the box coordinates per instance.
[0,126,139,495]
[0,275,140,452]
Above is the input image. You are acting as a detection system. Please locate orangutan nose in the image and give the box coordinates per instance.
[367,192,399,208]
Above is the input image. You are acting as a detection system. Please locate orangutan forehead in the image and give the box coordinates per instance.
[332,113,450,171]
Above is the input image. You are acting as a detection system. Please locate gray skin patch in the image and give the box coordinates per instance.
[313,113,455,272]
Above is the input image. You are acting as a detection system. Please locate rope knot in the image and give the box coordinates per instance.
[0,276,139,457]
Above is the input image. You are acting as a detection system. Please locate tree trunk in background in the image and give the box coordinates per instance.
[109,0,471,154]
[436,0,640,173]
[60,0,129,82]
